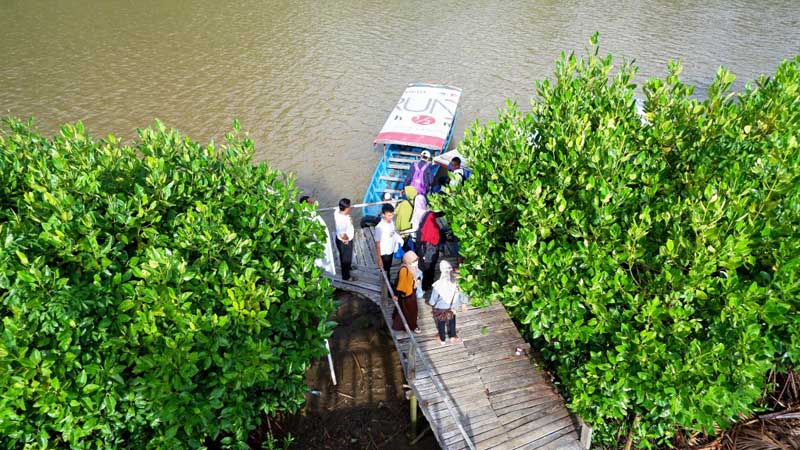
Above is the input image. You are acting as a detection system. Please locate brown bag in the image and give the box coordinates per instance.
[432,308,454,322]
[431,288,457,322]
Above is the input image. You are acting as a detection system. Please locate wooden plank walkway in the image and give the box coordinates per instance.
[324,222,585,450]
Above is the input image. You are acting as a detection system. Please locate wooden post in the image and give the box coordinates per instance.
[408,341,417,381]
[409,392,418,440]
[579,417,593,450]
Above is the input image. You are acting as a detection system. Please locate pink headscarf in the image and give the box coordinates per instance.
[402,250,419,279]
[411,194,428,231]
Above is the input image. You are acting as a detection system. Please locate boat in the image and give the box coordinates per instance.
[362,83,463,217]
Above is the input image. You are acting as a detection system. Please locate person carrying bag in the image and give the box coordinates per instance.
[392,251,421,333]
[429,260,468,346]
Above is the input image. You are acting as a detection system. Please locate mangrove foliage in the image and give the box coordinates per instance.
[0,120,335,449]
[433,37,800,447]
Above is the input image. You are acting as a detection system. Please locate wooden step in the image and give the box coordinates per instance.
[394,150,422,158]
[389,157,416,164]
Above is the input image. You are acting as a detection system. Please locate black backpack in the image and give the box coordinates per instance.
[418,242,439,272]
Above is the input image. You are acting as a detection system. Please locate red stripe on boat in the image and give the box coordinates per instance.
[374,132,444,150]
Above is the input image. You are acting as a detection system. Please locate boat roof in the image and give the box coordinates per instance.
[374,83,462,151]
[433,149,467,168]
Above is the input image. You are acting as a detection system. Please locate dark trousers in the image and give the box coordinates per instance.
[421,248,439,291]
[436,316,457,341]
[336,238,353,280]
[380,253,393,285]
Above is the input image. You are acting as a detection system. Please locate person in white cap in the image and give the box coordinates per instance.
[403,149,435,195]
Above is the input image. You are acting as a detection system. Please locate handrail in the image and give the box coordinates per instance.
[316,199,394,212]
[378,270,477,450]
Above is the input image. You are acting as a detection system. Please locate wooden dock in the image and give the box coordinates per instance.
[325,223,586,450]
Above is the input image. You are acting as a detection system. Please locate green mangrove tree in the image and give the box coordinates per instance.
[0,120,335,449]
[433,37,800,447]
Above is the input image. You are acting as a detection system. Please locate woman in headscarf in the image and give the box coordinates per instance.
[410,193,428,236]
[392,250,421,333]
[429,260,468,345]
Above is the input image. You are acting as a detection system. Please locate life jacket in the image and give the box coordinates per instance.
[394,186,417,232]
[409,160,430,194]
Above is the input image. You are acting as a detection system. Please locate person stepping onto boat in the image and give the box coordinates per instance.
[429,260,468,346]
[375,203,403,284]
[404,150,435,195]
[392,251,421,334]
[334,198,357,282]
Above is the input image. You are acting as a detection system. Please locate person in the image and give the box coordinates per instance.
[410,192,428,236]
[429,260,468,345]
[392,251,421,333]
[449,157,465,186]
[416,210,442,291]
[299,195,336,277]
[403,150,435,195]
[430,175,450,194]
[360,192,394,228]
[334,198,356,282]
[394,185,417,236]
[374,203,403,284]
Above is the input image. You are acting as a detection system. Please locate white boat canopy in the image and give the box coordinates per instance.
[433,149,467,169]
[374,83,462,151]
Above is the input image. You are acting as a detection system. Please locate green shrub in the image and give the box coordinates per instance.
[432,36,800,447]
[0,119,335,449]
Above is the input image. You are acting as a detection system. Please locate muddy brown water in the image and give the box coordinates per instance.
[2,0,799,207]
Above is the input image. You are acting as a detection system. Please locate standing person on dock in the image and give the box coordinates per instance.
[392,251,421,333]
[375,203,403,284]
[429,260,468,345]
[299,195,336,277]
[416,210,441,291]
[394,185,417,243]
[404,150,435,195]
[334,198,357,282]
[410,192,428,237]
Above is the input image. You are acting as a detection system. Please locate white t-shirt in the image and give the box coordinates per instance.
[334,210,354,242]
[450,168,464,186]
[374,219,402,255]
[313,215,336,276]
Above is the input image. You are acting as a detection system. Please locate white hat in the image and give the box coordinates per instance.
[420,150,431,159]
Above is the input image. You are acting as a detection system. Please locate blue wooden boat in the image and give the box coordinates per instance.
[363,83,463,217]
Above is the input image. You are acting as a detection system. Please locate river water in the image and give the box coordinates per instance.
[1,0,798,206]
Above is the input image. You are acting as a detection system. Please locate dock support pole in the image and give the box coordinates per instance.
[579,417,593,449]
[409,392,418,441]
[324,339,336,386]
